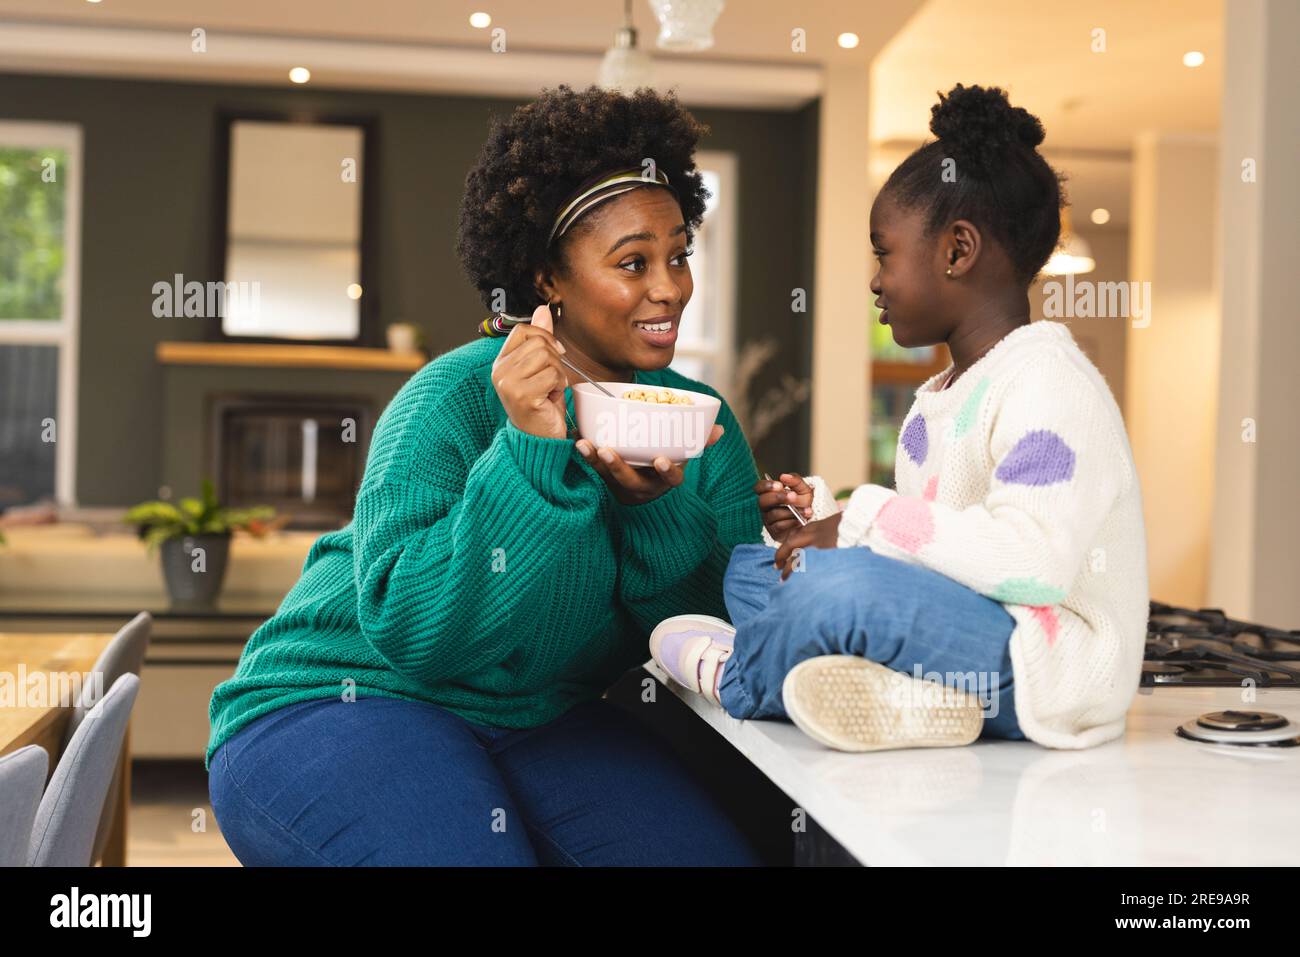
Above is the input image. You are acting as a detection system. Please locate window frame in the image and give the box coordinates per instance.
[673,149,738,394]
[0,120,82,507]
[209,109,381,347]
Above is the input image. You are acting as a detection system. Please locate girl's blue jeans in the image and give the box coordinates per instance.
[208,694,762,866]
[718,543,1026,740]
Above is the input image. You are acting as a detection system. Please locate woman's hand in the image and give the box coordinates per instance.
[756,472,814,543]
[773,512,843,580]
[577,425,725,506]
[491,304,568,440]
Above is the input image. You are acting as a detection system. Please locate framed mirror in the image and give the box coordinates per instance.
[211,112,378,345]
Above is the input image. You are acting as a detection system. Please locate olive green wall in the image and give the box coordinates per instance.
[0,71,817,506]
[158,364,410,509]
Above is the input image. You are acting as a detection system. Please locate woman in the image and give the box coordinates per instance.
[207,86,764,866]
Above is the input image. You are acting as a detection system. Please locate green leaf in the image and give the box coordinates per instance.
[142,525,177,556]
[123,501,184,526]
[222,506,276,527]
[201,477,218,512]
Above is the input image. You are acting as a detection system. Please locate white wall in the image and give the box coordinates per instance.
[809,64,871,490]
[1126,133,1220,608]
[1208,0,1300,625]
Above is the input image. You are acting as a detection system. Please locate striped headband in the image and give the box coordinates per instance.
[479,165,678,338]
[548,165,678,245]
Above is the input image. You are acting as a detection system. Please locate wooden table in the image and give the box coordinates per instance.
[0,632,128,866]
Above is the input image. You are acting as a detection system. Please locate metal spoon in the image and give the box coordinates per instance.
[764,472,810,526]
[558,354,616,397]
[488,311,617,398]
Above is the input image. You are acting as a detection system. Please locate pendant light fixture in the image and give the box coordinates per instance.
[1043,206,1096,276]
[1042,96,1095,276]
[599,0,655,92]
[648,0,725,51]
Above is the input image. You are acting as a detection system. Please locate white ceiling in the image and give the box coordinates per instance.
[872,0,1223,150]
[0,0,926,108]
[869,0,1224,229]
[0,0,919,63]
[0,0,1226,223]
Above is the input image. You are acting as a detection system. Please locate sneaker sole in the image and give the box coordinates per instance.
[781,656,984,752]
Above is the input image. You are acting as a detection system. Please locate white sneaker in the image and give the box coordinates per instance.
[781,656,984,752]
[648,614,736,705]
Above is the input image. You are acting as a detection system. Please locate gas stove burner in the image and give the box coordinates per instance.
[1143,661,1192,683]
[1176,710,1300,747]
[1143,601,1300,688]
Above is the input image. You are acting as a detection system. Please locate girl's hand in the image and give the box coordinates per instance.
[773,512,842,580]
[577,426,725,506]
[755,472,814,543]
[491,304,568,440]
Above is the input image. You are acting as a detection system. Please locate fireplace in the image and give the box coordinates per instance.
[208,393,374,529]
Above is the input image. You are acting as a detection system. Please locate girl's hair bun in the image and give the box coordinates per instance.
[929,83,1045,174]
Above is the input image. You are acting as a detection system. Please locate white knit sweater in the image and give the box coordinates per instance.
[772,320,1149,749]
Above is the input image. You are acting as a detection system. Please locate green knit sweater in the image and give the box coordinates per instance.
[205,336,762,769]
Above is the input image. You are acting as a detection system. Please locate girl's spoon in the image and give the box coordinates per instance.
[764,472,809,526]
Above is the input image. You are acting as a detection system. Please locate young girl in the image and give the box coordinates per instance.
[649,84,1150,752]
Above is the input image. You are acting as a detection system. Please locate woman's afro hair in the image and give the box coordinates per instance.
[883,83,1066,284]
[456,85,711,315]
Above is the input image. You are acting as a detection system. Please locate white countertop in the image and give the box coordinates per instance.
[644,661,1300,866]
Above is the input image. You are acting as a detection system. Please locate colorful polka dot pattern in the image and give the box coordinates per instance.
[991,578,1066,647]
[1031,606,1061,646]
[873,495,934,554]
[995,429,1076,486]
[922,474,939,502]
[953,376,991,439]
[991,578,1068,606]
[901,414,928,465]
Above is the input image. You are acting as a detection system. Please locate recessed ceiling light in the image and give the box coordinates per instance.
[1090,208,1111,225]
[837,32,860,49]
[86,0,102,4]
[1183,51,1205,67]
[469,12,491,29]
[289,67,311,84]
[346,284,363,300]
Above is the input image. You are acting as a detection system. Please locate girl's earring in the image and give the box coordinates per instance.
[946,267,954,278]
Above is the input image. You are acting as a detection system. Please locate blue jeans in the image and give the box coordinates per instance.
[718,544,1025,740]
[209,694,763,866]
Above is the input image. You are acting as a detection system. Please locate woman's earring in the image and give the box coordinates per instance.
[946,267,954,278]
[550,301,562,320]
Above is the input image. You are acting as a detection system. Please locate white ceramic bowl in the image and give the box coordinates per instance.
[571,382,721,466]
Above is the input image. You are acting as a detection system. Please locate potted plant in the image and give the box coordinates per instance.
[385,320,427,355]
[124,478,279,607]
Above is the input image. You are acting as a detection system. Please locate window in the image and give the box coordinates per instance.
[0,121,82,509]
[868,302,949,488]
[669,151,736,394]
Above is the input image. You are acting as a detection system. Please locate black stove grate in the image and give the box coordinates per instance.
[1142,601,1300,688]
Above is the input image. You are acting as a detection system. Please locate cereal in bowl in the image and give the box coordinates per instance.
[622,388,694,406]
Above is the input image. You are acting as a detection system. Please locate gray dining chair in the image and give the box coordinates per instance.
[0,745,49,867]
[59,610,152,865]
[60,611,151,751]
[27,673,141,867]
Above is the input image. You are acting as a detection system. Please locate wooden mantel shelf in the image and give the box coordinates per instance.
[156,341,426,372]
